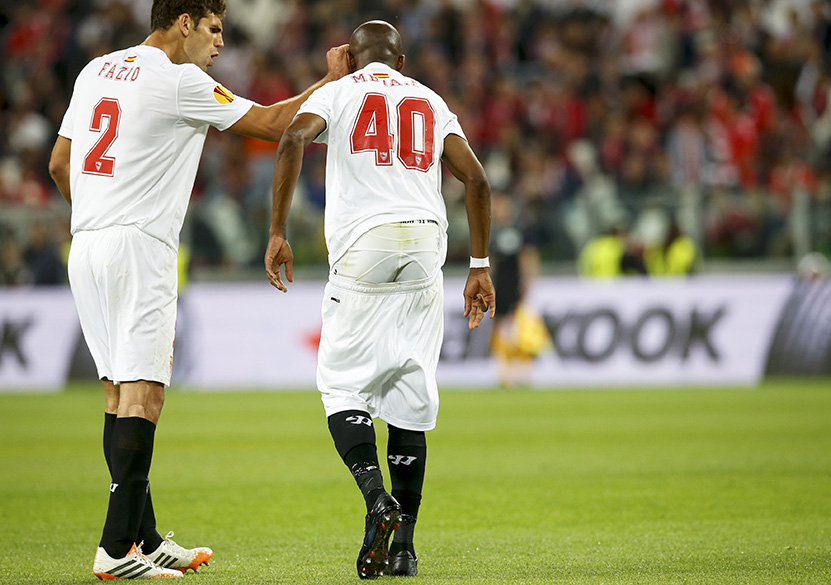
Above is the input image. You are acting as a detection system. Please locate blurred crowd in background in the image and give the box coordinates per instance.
[2,0,831,287]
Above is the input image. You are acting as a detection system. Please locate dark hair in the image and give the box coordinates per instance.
[150,0,226,32]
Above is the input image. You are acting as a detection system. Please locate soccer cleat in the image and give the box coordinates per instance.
[356,492,401,580]
[145,532,213,573]
[389,549,418,576]
[93,543,182,579]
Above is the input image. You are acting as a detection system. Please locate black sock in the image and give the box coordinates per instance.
[346,444,385,511]
[328,411,386,510]
[100,417,155,559]
[390,515,417,556]
[104,412,163,553]
[388,426,426,553]
[387,426,426,518]
[103,413,116,476]
[328,410,376,459]
[137,487,164,553]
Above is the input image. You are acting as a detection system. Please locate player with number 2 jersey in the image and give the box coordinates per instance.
[48,0,348,579]
[59,44,253,250]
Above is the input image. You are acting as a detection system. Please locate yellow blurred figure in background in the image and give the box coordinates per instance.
[644,221,700,276]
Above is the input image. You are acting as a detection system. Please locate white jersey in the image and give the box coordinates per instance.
[297,62,465,266]
[58,45,253,250]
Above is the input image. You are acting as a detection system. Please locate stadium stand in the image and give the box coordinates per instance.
[1,0,830,283]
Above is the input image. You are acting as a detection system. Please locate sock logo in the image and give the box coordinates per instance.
[109,483,119,493]
[388,455,417,466]
[346,415,372,427]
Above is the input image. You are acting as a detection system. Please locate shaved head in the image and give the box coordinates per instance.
[349,20,404,71]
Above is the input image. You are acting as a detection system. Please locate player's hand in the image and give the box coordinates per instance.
[265,234,294,292]
[463,268,496,330]
[325,44,350,81]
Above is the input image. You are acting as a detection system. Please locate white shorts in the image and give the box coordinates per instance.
[333,220,443,284]
[318,222,446,431]
[67,226,177,385]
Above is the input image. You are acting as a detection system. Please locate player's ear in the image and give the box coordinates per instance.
[177,13,192,37]
[347,50,357,73]
[396,54,405,72]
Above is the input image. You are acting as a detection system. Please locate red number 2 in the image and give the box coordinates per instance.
[83,98,121,177]
[350,94,435,172]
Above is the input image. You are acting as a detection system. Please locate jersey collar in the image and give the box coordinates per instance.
[358,62,397,76]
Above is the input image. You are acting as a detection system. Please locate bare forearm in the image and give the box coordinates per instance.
[51,170,72,206]
[441,134,491,258]
[230,75,335,142]
[48,137,72,205]
[270,76,332,137]
[465,177,491,258]
[260,44,347,141]
[269,133,306,236]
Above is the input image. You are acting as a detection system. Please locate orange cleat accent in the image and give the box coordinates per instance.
[183,549,213,573]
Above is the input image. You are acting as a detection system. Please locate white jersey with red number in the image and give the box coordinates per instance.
[297,62,465,266]
[58,45,253,250]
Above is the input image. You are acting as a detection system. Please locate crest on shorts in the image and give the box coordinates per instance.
[213,85,235,104]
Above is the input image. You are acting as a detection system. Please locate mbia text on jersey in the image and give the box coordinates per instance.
[349,73,419,87]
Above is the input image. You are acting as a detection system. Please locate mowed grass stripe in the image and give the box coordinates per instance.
[0,380,828,584]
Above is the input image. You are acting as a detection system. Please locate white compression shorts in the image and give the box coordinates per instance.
[332,219,444,284]
[68,225,177,386]
[318,221,446,430]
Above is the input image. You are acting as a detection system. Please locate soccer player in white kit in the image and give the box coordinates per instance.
[264,20,495,580]
[47,0,348,579]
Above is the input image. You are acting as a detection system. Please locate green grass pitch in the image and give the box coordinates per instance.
[0,380,829,584]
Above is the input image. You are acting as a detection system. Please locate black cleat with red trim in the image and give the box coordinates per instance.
[356,492,401,580]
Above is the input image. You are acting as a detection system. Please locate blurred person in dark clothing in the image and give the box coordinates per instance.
[0,236,28,286]
[489,193,547,387]
[24,219,66,285]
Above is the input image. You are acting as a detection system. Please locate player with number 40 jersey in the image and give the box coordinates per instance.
[265,21,495,580]
[297,57,465,267]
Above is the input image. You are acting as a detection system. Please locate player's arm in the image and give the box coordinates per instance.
[229,45,347,142]
[264,112,328,292]
[441,133,496,329]
[48,136,72,206]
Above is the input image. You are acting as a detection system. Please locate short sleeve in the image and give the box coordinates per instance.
[177,65,254,131]
[297,83,333,145]
[434,93,466,142]
[58,94,76,139]
[58,67,87,139]
[440,111,466,141]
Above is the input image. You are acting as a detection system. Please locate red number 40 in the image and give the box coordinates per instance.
[350,94,435,172]
[83,98,121,177]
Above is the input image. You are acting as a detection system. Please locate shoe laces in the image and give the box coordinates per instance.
[162,531,190,557]
[128,543,161,569]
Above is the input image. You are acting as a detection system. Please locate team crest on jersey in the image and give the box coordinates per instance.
[213,85,235,104]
